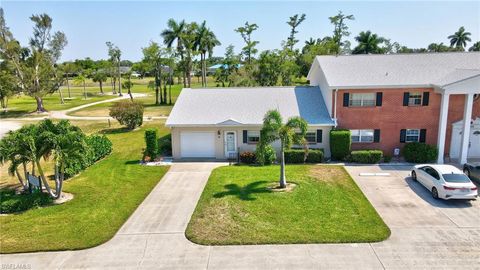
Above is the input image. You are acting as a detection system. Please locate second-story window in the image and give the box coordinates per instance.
[349,93,376,107]
[408,92,422,106]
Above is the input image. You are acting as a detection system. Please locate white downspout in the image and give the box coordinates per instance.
[333,89,338,127]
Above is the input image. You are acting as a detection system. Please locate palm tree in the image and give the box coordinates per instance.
[468,41,480,52]
[352,31,385,54]
[448,27,471,49]
[74,74,87,100]
[92,71,108,94]
[161,19,186,87]
[0,129,32,191]
[195,21,221,87]
[258,109,308,188]
[34,120,86,199]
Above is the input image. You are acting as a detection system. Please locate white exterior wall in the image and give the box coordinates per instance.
[308,60,333,117]
[171,126,332,160]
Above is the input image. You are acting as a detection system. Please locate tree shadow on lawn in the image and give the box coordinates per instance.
[213,181,272,201]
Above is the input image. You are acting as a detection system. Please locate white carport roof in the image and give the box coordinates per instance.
[166,86,335,127]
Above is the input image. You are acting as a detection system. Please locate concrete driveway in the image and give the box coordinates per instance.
[1,163,479,269]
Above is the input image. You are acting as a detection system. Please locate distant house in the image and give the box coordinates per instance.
[207,64,243,75]
[167,52,480,164]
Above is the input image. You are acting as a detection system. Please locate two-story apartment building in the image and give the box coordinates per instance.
[167,52,479,164]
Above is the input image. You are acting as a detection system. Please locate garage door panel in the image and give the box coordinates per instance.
[180,132,216,158]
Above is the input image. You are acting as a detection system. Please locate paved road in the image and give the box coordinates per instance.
[1,163,479,269]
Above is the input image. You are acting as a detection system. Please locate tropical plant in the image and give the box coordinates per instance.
[258,109,308,188]
[448,26,471,49]
[352,31,385,54]
[0,9,67,112]
[60,62,78,98]
[161,19,187,87]
[73,74,87,100]
[469,41,480,52]
[142,41,164,104]
[122,72,134,101]
[92,71,108,94]
[195,21,221,87]
[106,41,122,96]
[235,21,259,65]
[0,120,88,199]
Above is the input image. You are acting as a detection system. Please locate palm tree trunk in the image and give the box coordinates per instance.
[83,81,87,100]
[159,65,164,104]
[279,144,286,188]
[118,62,122,96]
[66,75,71,98]
[59,87,65,104]
[15,168,27,191]
[36,160,60,199]
[99,81,104,94]
[155,68,160,105]
[169,74,172,105]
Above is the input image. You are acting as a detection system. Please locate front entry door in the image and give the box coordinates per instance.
[224,131,237,158]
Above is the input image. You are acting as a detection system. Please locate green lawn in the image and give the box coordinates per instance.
[0,88,116,118]
[0,120,170,253]
[186,165,390,245]
[68,85,183,117]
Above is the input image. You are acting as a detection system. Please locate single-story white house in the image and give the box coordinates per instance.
[165,86,334,160]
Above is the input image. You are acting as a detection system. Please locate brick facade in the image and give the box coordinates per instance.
[333,88,480,157]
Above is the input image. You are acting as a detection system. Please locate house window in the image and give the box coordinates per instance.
[247,131,260,144]
[351,129,374,143]
[349,93,376,107]
[408,92,422,106]
[406,129,420,142]
[305,131,317,144]
[295,131,317,144]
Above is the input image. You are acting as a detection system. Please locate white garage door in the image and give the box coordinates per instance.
[180,132,216,158]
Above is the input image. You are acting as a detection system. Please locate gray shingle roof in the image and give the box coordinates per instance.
[312,52,480,88]
[166,86,334,127]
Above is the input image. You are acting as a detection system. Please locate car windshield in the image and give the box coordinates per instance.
[442,174,471,183]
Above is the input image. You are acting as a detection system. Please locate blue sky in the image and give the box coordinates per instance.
[2,1,479,62]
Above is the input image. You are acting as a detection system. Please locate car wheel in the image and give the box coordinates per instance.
[432,187,439,199]
[464,168,471,178]
[411,171,417,181]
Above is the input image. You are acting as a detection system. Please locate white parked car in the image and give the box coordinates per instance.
[411,164,478,200]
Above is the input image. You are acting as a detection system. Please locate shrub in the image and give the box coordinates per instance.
[349,150,383,164]
[109,100,144,130]
[402,142,438,163]
[284,149,306,163]
[285,149,324,163]
[306,149,324,163]
[0,190,53,214]
[255,144,276,165]
[86,135,113,162]
[144,128,158,159]
[240,151,256,164]
[330,129,351,161]
[158,134,172,156]
[64,134,112,178]
[383,155,392,163]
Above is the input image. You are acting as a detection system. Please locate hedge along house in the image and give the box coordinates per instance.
[165,87,334,160]
[307,52,480,164]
